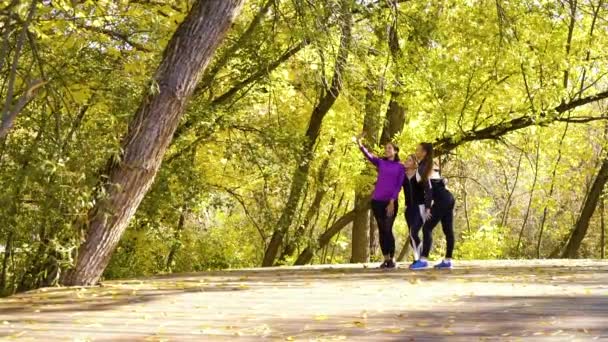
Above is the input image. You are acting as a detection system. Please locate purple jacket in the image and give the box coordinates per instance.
[359,144,405,201]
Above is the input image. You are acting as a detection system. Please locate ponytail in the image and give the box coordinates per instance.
[419,142,434,183]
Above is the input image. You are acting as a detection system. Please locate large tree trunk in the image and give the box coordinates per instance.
[379,94,406,146]
[262,1,352,267]
[278,140,335,263]
[351,82,382,263]
[295,209,358,265]
[562,156,608,258]
[601,196,605,259]
[60,0,244,286]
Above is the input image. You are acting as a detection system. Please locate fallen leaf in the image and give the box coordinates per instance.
[353,321,366,328]
[314,314,328,321]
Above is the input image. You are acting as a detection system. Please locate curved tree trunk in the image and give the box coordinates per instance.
[562,156,608,258]
[61,0,245,286]
[262,1,352,267]
[295,209,358,265]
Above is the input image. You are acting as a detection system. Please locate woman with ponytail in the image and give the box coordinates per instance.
[410,143,456,270]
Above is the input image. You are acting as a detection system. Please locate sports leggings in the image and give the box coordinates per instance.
[421,201,455,259]
[371,200,398,258]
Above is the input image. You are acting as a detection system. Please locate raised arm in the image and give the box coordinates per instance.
[357,140,379,166]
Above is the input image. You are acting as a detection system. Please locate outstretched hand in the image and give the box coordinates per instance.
[354,133,365,146]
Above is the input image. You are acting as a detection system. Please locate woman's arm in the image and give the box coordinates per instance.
[357,139,379,166]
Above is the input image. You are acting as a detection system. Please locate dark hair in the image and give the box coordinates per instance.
[418,142,434,183]
[382,142,400,162]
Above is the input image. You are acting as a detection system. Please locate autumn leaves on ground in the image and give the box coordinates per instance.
[1,260,607,341]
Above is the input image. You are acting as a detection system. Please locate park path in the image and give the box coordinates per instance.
[0,260,607,341]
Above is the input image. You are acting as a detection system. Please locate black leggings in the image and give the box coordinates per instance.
[371,200,398,258]
[405,206,423,257]
[421,201,455,259]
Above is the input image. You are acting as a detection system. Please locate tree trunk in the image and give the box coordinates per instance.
[562,157,608,258]
[600,196,605,259]
[262,1,352,267]
[501,152,524,228]
[166,207,187,272]
[396,238,410,262]
[379,93,406,146]
[351,81,382,263]
[60,0,245,286]
[0,232,13,293]
[368,211,379,258]
[0,0,41,139]
[278,142,335,263]
[295,209,358,265]
[516,140,540,256]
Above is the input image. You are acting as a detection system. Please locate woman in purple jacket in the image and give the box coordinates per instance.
[356,137,406,269]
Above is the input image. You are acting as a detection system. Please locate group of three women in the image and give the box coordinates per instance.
[356,137,455,270]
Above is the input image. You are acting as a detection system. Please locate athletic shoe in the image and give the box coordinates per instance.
[434,260,453,269]
[409,259,428,270]
[386,259,397,269]
[379,261,389,269]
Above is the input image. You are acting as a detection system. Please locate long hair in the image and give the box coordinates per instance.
[382,142,400,162]
[419,142,434,183]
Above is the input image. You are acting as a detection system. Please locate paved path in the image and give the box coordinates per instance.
[1,260,607,341]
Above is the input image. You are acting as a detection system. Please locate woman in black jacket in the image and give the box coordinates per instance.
[410,143,456,270]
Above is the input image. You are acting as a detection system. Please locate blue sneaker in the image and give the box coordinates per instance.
[434,260,453,269]
[409,260,428,270]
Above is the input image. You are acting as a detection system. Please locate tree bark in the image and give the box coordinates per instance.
[516,140,540,256]
[295,209,358,265]
[60,0,244,286]
[601,196,605,259]
[278,140,335,262]
[396,238,410,262]
[262,1,352,267]
[501,152,523,228]
[379,93,406,146]
[351,82,382,263]
[166,206,187,272]
[0,0,42,139]
[562,156,608,258]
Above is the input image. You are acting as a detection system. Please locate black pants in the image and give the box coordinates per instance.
[405,206,423,257]
[371,200,398,258]
[421,199,455,259]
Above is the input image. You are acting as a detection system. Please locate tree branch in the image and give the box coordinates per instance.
[78,25,152,52]
[0,79,46,138]
[435,89,608,155]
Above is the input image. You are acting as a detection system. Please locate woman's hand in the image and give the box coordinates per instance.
[354,133,365,146]
[386,200,395,217]
[424,208,432,220]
